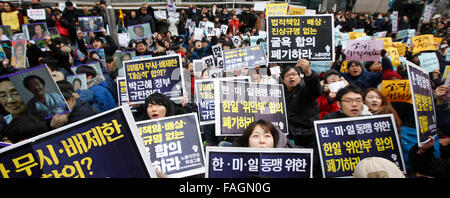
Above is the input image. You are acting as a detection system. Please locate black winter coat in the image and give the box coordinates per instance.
[67,98,97,124]
[284,70,322,139]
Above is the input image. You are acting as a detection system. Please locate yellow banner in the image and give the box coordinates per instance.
[386,47,401,67]
[340,60,349,73]
[349,32,363,40]
[433,37,442,50]
[265,3,289,16]
[393,42,407,57]
[377,37,393,49]
[287,5,306,15]
[380,79,412,104]
[411,34,435,55]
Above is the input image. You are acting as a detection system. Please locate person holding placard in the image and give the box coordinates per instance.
[408,136,450,178]
[1,2,24,32]
[282,59,321,150]
[339,60,384,91]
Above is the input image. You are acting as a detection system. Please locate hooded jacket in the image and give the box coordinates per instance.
[87,76,116,113]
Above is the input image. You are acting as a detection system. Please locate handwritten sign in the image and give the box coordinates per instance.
[380,80,412,104]
[265,3,288,16]
[411,34,435,55]
[345,40,383,61]
[222,45,267,72]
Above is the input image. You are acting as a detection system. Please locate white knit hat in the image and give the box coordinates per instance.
[353,157,405,178]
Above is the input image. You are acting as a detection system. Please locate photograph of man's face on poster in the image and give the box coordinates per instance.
[79,16,103,33]
[128,23,152,40]
[5,65,70,119]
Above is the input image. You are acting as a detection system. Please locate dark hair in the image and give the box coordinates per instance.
[348,61,363,69]
[236,119,279,147]
[57,80,75,100]
[73,78,82,86]
[336,84,364,102]
[144,92,176,119]
[363,88,402,131]
[133,25,144,33]
[280,65,301,79]
[23,75,45,90]
[2,115,49,143]
[90,37,103,45]
[323,69,340,84]
[364,61,376,71]
[75,65,97,78]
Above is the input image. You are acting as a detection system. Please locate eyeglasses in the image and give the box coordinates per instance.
[284,72,299,78]
[340,98,363,104]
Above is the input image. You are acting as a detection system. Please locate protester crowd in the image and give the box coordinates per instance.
[0,0,448,178]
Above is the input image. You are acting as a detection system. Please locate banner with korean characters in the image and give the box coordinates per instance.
[222,45,267,72]
[123,54,185,104]
[135,113,206,178]
[0,106,157,178]
[214,81,288,136]
[206,147,313,178]
[344,40,383,61]
[194,77,250,125]
[405,60,437,146]
[267,15,334,63]
[314,114,405,178]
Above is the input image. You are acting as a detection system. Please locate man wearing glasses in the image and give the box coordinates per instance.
[322,84,365,119]
[281,58,322,177]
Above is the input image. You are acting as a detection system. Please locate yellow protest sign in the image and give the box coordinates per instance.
[386,47,401,67]
[377,37,393,49]
[393,42,407,57]
[443,65,450,79]
[411,34,435,55]
[349,32,363,40]
[340,60,349,73]
[288,5,306,15]
[433,37,442,50]
[265,3,288,16]
[381,79,412,104]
